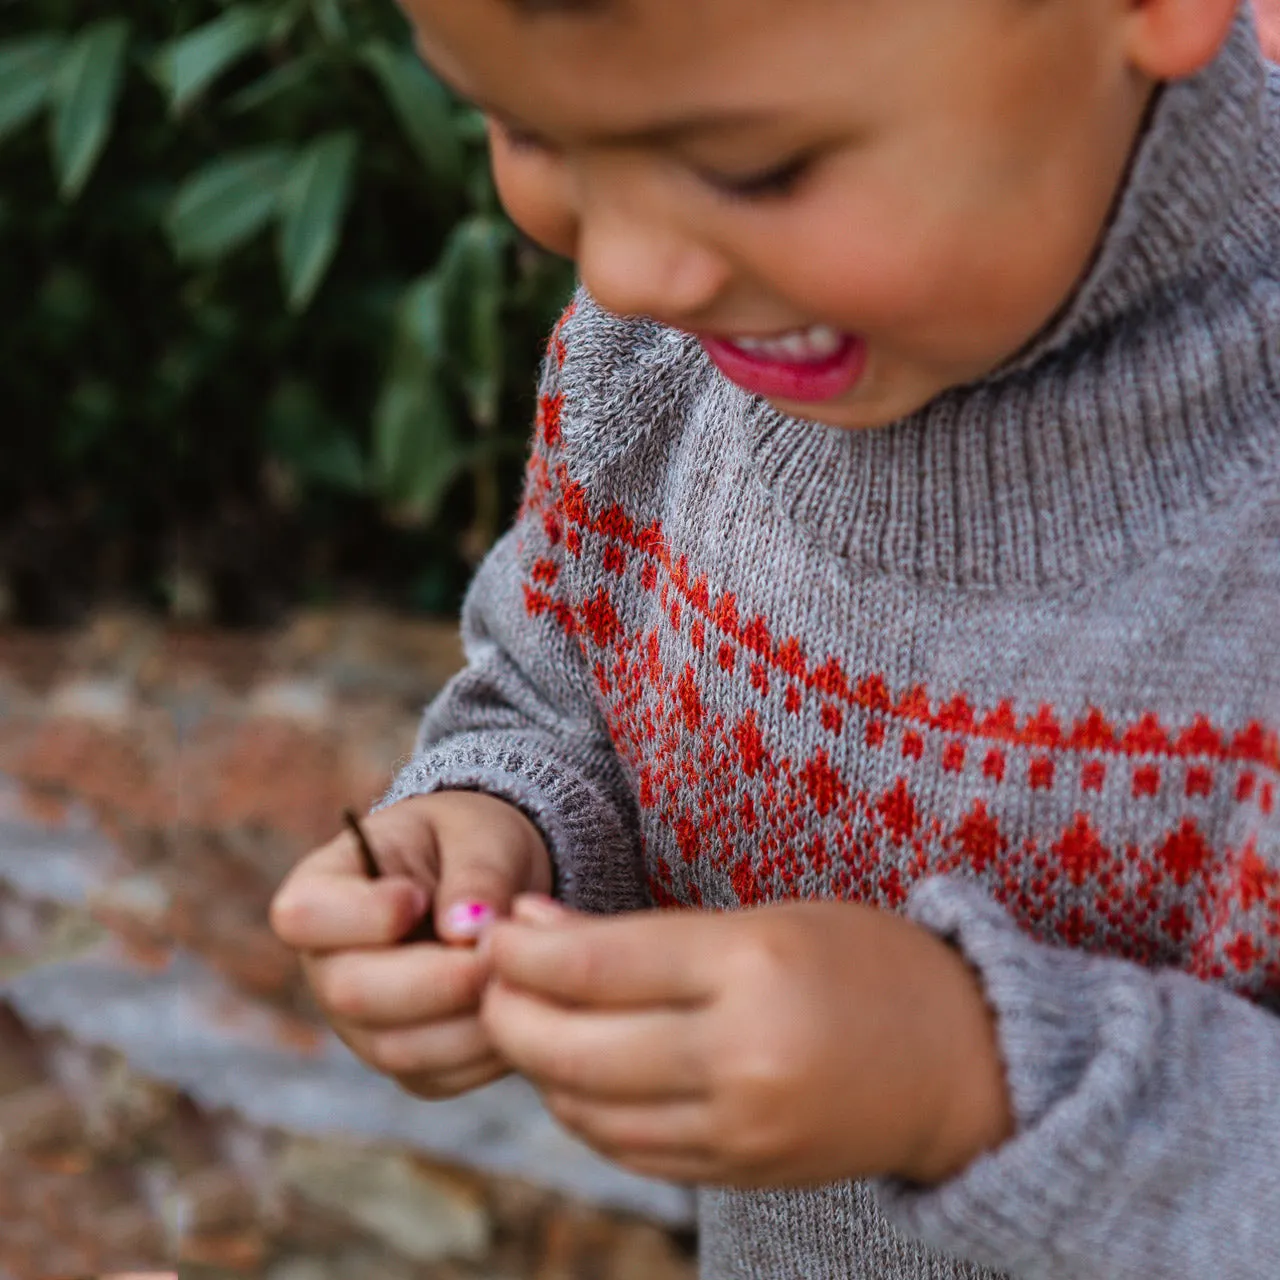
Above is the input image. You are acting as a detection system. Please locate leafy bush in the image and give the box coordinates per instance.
[0,0,576,624]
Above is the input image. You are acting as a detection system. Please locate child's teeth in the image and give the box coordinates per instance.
[807,325,841,356]
[729,324,844,363]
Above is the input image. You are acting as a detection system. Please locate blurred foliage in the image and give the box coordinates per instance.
[0,0,576,624]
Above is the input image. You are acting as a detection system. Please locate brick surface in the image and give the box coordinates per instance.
[0,612,448,1018]
[0,1003,696,1277]
[0,612,697,1280]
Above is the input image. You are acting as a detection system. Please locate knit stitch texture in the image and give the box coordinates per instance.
[384,8,1280,1277]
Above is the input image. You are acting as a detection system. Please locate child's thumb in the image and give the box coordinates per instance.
[433,859,520,944]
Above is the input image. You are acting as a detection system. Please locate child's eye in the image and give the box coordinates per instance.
[700,153,815,201]
[498,120,554,154]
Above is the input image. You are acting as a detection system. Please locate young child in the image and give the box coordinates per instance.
[270,0,1280,1274]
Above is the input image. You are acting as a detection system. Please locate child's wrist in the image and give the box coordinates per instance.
[432,788,555,895]
[490,793,555,897]
[898,935,1016,1185]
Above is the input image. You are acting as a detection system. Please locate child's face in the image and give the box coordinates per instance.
[404,0,1154,429]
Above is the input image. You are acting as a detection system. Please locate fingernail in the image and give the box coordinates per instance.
[513,894,566,925]
[445,901,496,938]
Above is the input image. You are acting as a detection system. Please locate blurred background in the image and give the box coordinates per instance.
[3,0,577,627]
[0,1,695,1277]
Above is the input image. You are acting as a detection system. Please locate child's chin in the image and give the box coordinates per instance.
[767,390,921,432]
[769,370,965,432]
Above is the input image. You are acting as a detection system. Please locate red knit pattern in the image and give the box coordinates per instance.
[519,310,1280,1001]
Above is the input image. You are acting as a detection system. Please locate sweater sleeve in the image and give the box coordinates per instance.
[378,311,649,915]
[872,849,1280,1279]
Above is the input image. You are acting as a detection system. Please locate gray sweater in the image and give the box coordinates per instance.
[385,9,1280,1277]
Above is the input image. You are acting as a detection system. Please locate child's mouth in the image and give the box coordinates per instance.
[699,325,867,403]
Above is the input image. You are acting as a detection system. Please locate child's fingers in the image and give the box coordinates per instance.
[360,1013,495,1078]
[395,1053,511,1101]
[431,837,539,944]
[474,895,585,961]
[289,826,369,877]
[328,1019,509,1098]
[481,981,704,1100]
[305,941,490,1028]
[271,867,428,951]
[510,893,585,926]
[486,910,715,1008]
[270,815,437,950]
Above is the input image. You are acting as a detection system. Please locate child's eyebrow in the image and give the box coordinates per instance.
[463,89,781,146]
[415,33,782,146]
[505,0,611,12]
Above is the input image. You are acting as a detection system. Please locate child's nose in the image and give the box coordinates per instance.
[574,209,730,327]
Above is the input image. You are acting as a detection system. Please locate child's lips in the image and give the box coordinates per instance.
[699,330,868,403]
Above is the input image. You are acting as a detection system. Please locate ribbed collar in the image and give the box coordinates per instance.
[745,7,1277,592]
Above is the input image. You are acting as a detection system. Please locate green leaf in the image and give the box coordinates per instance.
[305,430,365,489]
[49,19,130,201]
[278,130,358,312]
[155,7,273,115]
[359,40,463,194]
[372,351,465,524]
[441,216,510,428]
[166,147,294,263]
[0,34,66,145]
[226,52,319,114]
[398,272,448,364]
[466,157,500,214]
[268,0,311,44]
[311,0,348,43]
[266,379,365,491]
[454,108,489,146]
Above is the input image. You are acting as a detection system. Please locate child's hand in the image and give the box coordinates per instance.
[481,896,1014,1187]
[269,792,552,1098]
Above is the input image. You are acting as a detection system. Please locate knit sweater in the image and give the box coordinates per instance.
[384,9,1280,1278]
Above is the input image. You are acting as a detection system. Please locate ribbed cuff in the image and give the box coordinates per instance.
[377,731,650,914]
[872,875,1162,1275]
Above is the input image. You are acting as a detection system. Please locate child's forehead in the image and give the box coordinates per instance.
[410,0,813,71]
[407,0,923,130]
[437,0,819,35]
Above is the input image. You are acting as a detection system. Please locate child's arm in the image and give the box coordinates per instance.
[872,858,1280,1279]
[481,845,1280,1276]
[379,299,648,915]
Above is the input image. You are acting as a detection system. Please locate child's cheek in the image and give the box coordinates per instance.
[1258,0,1280,61]
[771,193,1076,380]
[490,139,578,260]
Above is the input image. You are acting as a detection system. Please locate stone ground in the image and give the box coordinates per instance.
[0,612,696,1280]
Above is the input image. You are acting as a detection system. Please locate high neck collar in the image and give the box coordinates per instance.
[744,7,1278,593]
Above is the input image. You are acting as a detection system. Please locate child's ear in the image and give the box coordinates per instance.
[1121,0,1239,81]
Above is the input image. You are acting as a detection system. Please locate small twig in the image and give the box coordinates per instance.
[343,807,437,942]
[343,809,381,879]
